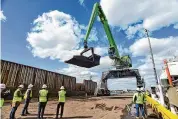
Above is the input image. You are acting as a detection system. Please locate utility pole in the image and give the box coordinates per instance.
[144,29,158,84]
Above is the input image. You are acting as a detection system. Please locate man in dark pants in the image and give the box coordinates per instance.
[38,84,49,119]
[56,86,66,119]
[21,84,33,116]
[10,84,24,119]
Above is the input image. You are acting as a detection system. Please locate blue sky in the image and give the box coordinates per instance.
[1,0,178,90]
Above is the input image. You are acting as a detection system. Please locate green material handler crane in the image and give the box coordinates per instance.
[65,3,132,69]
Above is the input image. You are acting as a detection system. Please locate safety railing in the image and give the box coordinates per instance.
[146,95,178,119]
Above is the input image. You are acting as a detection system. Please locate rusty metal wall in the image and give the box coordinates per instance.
[76,83,85,91]
[55,73,63,89]
[63,75,71,91]
[46,72,56,89]
[83,80,97,93]
[1,60,76,91]
[83,80,88,92]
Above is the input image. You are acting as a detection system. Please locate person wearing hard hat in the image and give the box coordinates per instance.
[133,87,146,119]
[10,84,24,119]
[0,83,10,108]
[38,84,49,119]
[55,86,66,119]
[21,84,33,116]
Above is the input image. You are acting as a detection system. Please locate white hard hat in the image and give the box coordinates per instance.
[136,88,140,91]
[140,87,144,91]
[18,84,24,88]
[42,84,47,88]
[28,84,33,88]
[60,86,65,90]
[0,84,6,89]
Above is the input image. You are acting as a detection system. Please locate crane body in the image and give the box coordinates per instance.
[65,3,132,69]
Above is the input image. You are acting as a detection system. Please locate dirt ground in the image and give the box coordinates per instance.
[1,97,132,119]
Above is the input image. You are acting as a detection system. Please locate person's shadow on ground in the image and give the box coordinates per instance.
[17,115,93,119]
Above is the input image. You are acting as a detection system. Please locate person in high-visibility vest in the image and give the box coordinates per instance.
[21,84,33,116]
[10,84,24,119]
[55,86,66,119]
[38,84,49,119]
[0,84,10,108]
[133,88,146,119]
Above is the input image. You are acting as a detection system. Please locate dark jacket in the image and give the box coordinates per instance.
[26,89,32,100]
[1,90,10,99]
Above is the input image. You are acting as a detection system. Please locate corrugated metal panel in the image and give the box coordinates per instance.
[55,74,63,89]
[2,61,11,84]
[1,61,9,84]
[33,69,46,89]
[46,72,56,89]
[69,77,76,91]
[83,80,88,92]
[83,80,97,93]
[72,77,76,90]
[63,75,71,90]
[76,83,85,91]
[1,60,76,91]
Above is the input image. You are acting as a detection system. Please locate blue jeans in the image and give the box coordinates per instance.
[38,102,47,119]
[10,105,18,119]
[21,99,30,114]
[135,104,145,117]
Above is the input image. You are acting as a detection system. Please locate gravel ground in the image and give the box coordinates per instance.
[1,97,132,119]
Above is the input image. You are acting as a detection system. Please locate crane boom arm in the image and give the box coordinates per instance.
[84,3,120,58]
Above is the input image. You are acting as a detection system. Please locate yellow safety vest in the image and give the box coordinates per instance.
[0,98,4,108]
[24,89,32,99]
[58,90,66,102]
[133,92,145,104]
[12,89,23,103]
[39,89,48,102]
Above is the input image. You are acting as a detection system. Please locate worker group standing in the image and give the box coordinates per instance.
[133,87,146,119]
[21,84,33,116]
[4,84,66,119]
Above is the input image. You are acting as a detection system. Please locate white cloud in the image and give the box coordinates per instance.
[27,10,117,83]
[125,24,144,39]
[118,45,130,55]
[174,24,178,29]
[27,10,98,61]
[0,10,6,21]
[78,0,85,6]
[129,36,178,87]
[130,36,178,57]
[100,0,178,37]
